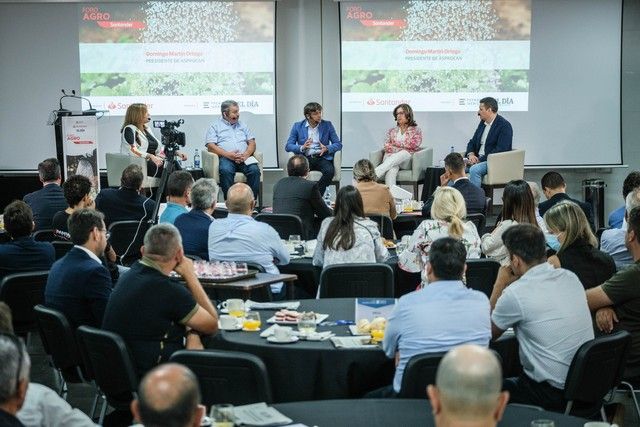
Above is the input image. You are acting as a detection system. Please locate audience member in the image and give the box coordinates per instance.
[481,180,538,266]
[131,363,204,427]
[608,171,640,228]
[383,238,490,396]
[539,171,595,230]
[103,224,218,376]
[0,201,54,280]
[51,174,94,232]
[601,187,640,269]
[160,171,194,224]
[95,164,156,227]
[174,178,217,260]
[422,152,486,218]
[313,185,388,269]
[0,331,31,426]
[427,345,509,427]
[490,224,593,411]
[22,158,68,231]
[586,206,640,383]
[208,183,290,296]
[544,201,616,289]
[44,209,113,328]
[273,155,332,239]
[399,187,481,282]
[353,159,397,220]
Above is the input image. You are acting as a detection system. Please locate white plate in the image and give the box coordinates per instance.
[219,322,242,331]
[267,335,299,344]
[348,325,369,336]
[267,313,329,325]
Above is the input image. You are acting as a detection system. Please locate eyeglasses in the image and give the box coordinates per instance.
[0,332,24,395]
[98,228,111,241]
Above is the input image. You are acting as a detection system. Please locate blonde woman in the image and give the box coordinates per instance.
[353,159,397,220]
[545,201,616,289]
[398,186,481,277]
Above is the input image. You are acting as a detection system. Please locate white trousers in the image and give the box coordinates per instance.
[374,150,412,187]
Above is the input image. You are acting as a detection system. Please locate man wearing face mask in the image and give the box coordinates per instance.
[205,100,261,201]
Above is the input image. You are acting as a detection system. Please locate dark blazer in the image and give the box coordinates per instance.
[174,209,214,260]
[23,184,68,231]
[464,114,513,162]
[45,247,113,328]
[95,187,156,227]
[557,240,616,289]
[422,178,487,218]
[273,176,333,240]
[285,120,342,161]
[0,236,55,280]
[538,193,595,231]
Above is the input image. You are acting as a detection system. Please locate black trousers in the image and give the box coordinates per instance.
[308,156,335,196]
[504,373,565,412]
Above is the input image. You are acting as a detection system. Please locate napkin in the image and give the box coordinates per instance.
[246,300,301,311]
[233,402,292,426]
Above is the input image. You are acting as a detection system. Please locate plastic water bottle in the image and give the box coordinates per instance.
[193,149,201,169]
[324,189,332,206]
[450,146,455,153]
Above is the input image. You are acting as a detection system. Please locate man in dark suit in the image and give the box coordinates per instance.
[174,178,217,260]
[539,171,595,231]
[0,201,54,280]
[273,155,332,239]
[45,209,112,328]
[23,158,68,231]
[464,97,513,187]
[422,153,486,218]
[95,164,156,227]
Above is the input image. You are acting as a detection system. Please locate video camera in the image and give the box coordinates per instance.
[153,119,186,152]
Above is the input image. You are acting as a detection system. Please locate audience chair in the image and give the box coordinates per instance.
[212,209,229,219]
[105,153,160,189]
[366,214,395,240]
[563,330,631,420]
[52,240,74,260]
[108,220,150,266]
[370,148,433,199]
[0,270,49,339]
[255,213,304,240]
[76,325,138,425]
[33,229,58,242]
[170,349,273,407]
[202,150,264,207]
[466,213,486,235]
[319,263,394,298]
[481,149,525,215]
[397,351,447,398]
[464,259,500,299]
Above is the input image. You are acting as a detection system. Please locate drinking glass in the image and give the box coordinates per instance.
[298,312,317,335]
[243,311,261,331]
[370,328,385,344]
[289,234,303,254]
[210,403,234,427]
[530,420,555,427]
[224,299,245,318]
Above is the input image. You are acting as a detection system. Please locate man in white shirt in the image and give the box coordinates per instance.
[601,187,640,269]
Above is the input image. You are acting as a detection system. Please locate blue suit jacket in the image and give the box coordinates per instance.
[45,247,113,328]
[0,237,55,280]
[285,119,342,161]
[174,209,214,260]
[23,184,68,231]
[464,114,513,162]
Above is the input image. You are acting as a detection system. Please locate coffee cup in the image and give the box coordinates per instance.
[584,423,616,427]
[221,299,245,317]
[219,315,237,329]
[274,326,293,341]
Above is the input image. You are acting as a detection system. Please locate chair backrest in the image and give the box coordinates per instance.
[255,213,304,240]
[170,349,273,406]
[52,241,74,260]
[319,263,394,298]
[485,149,525,185]
[397,351,447,398]
[466,213,486,235]
[366,214,395,240]
[76,325,138,409]
[106,152,159,188]
[564,330,631,414]
[0,271,49,336]
[465,259,500,299]
[108,220,150,266]
[33,229,57,242]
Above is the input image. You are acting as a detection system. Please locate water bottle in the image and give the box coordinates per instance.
[193,149,201,169]
[324,189,332,206]
[450,146,455,153]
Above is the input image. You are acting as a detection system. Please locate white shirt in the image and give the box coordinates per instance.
[479,120,493,157]
[18,382,98,427]
[74,245,102,264]
[304,120,322,156]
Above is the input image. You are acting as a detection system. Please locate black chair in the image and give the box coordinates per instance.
[563,330,631,419]
[465,259,500,299]
[33,229,58,242]
[397,351,446,398]
[0,270,49,338]
[52,241,74,260]
[466,213,486,235]
[366,214,395,240]
[170,349,273,407]
[76,326,138,425]
[255,213,304,240]
[319,263,394,298]
[108,220,149,266]
[213,209,229,219]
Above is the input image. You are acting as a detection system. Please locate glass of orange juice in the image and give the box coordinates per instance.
[243,311,261,331]
[370,329,385,343]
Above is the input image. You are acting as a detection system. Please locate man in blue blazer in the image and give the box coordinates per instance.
[464,97,513,187]
[174,178,217,260]
[285,102,342,196]
[23,158,68,231]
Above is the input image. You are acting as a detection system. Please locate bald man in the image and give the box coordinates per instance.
[131,363,204,427]
[427,345,509,427]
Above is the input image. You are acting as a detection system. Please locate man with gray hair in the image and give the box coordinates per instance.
[205,99,261,200]
[0,333,30,426]
[175,178,218,260]
[103,224,218,376]
[427,345,509,427]
[601,187,640,269]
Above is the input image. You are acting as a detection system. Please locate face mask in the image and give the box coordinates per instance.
[546,234,561,252]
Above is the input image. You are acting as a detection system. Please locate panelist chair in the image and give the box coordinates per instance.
[370,147,433,200]
[481,149,525,215]
[202,150,264,207]
[105,153,160,189]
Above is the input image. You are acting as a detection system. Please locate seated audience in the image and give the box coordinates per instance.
[427,345,509,427]
[383,238,490,396]
[539,171,595,230]
[601,187,640,269]
[51,174,94,232]
[160,171,194,224]
[45,209,113,328]
[490,224,593,411]
[23,158,68,231]
[353,159,397,220]
[95,164,156,227]
[527,181,548,232]
[273,155,332,239]
[481,180,538,266]
[422,152,486,218]
[0,201,54,280]
[399,187,481,281]
[586,206,640,384]
[103,224,218,376]
[131,363,204,427]
[544,201,616,289]
[609,171,640,229]
[174,178,217,260]
[208,183,290,296]
[313,185,388,268]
